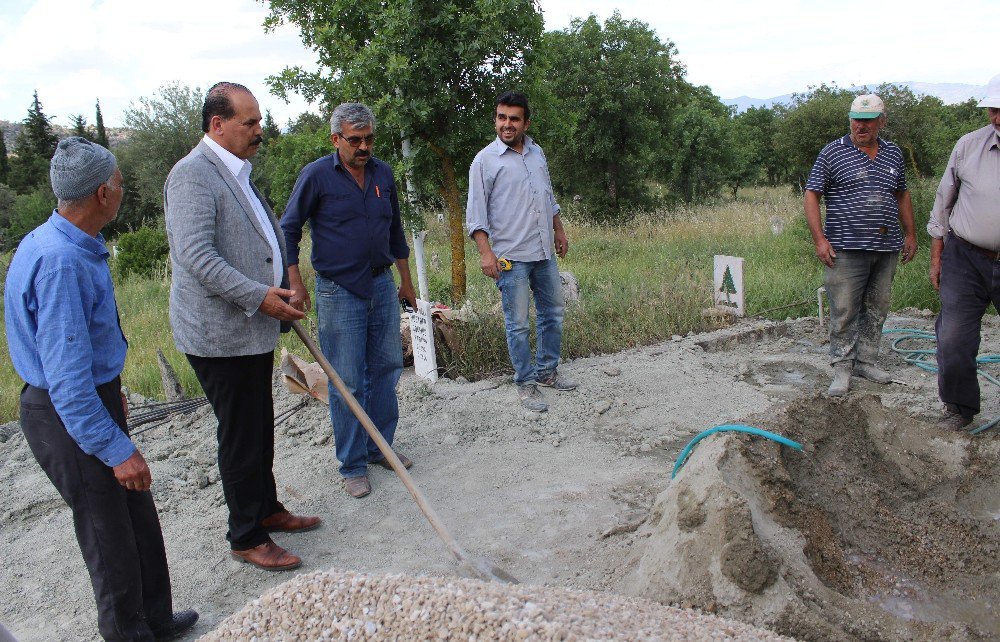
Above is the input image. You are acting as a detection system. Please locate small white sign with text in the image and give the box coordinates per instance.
[713,255,745,316]
[409,299,438,382]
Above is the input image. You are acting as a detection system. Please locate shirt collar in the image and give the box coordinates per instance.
[491,135,534,157]
[841,134,885,153]
[203,135,251,179]
[49,210,109,258]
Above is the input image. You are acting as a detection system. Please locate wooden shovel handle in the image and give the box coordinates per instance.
[290,321,467,561]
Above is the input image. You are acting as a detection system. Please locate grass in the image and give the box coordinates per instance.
[0,182,943,422]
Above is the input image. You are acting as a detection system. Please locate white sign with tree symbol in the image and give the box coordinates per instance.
[713,255,744,316]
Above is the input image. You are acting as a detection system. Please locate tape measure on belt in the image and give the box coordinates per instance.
[497,258,512,271]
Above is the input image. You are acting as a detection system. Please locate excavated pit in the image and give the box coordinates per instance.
[631,393,1000,641]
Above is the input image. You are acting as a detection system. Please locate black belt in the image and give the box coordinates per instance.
[951,232,1000,261]
[318,266,392,282]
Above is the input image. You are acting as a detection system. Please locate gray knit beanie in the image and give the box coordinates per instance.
[49,136,118,201]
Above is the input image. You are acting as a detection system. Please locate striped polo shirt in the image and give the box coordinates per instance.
[805,135,907,252]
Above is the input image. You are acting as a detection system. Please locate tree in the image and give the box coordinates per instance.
[264,0,544,302]
[1,186,54,250]
[8,91,59,194]
[773,84,856,189]
[539,12,689,215]
[120,83,204,218]
[95,99,109,148]
[0,134,9,185]
[665,87,731,203]
[262,109,281,144]
[70,114,92,140]
[253,112,330,212]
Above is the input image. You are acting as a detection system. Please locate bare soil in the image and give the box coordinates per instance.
[1,312,997,641]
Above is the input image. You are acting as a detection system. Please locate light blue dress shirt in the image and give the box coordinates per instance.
[5,212,133,466]
[466,136,561,261]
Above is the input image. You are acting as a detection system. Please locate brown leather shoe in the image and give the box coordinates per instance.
[230,539,302,571]
[371,451,413,470]
[261,510,321,533]
[345,475,371,498]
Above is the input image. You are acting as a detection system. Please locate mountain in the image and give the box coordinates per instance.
[723,81,985,113]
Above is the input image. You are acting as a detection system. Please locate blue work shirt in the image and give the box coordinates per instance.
[805,135,908,252]
[5,211,133,466]
[466,136,561,262]
[281,152,410,300]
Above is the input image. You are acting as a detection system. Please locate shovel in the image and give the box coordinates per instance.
[291,320,518,584]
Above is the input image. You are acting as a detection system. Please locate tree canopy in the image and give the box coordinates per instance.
[264,0,544,301]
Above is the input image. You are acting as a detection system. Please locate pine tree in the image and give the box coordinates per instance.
[0,134,9,185]
[95,98,109,148]
[70,114,91,140]
[8,91,59,194]
[262,110,280,145]
[719,265,737,305]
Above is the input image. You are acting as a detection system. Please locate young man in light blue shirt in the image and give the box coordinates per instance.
[467,91,576,412]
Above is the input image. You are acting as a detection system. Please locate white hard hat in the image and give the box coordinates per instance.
[978,73,1000,108]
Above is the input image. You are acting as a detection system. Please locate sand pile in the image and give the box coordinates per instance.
[630,393,1000,641]
[200,569,793,641]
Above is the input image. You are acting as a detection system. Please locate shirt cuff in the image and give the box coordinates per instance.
[94,430,137,467]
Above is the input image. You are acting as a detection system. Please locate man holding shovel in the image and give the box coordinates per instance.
[281,102,417,499]
[165,82,319,571]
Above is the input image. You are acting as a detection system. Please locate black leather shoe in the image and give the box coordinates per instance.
[152,609,199,641]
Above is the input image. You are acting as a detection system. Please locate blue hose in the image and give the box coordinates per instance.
[886,328,1000,434]
[672,424,803,479]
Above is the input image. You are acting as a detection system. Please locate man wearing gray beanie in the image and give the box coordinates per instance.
[4,136,197,641]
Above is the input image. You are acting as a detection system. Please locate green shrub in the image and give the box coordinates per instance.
[113,227,169,279]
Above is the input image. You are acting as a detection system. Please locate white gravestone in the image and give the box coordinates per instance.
[409,299,438,382]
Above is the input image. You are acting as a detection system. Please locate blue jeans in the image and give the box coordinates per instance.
[498,257,564,385]
[316,272,403,478]
[936,235,1000,417]
[824,250,898,366]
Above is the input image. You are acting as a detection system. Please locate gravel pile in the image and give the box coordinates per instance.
[200,569,792,641]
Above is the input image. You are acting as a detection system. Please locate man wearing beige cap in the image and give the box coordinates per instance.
[5,137,197,641]
[804,94,917,397]
[927,74,1000,431]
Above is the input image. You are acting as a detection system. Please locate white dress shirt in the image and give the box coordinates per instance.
[203,135,283,288]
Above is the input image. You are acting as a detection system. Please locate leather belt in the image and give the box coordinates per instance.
[371,264,391,277]
[951,232,1000,261]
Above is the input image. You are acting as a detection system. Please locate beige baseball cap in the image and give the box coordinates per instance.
[849,94,884,119]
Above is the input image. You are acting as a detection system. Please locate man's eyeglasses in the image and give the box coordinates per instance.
[341,134,375,148]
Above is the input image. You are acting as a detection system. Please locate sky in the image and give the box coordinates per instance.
[0,0,996,128]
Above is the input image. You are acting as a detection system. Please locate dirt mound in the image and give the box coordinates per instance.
[630,393,1000,641]
[200,569,793,641]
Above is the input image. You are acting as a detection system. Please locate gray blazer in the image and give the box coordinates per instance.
[164,140,289,357]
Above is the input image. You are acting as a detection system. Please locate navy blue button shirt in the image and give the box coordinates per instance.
[281,152,410,299]
[805,135,908,252]
[5,211,133,466]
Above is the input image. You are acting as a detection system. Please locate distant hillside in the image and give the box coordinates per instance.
[723,81,985,113]
[0,120,127,151]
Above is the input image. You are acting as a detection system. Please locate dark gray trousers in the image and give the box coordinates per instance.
[936,234,1000,418]
[19,378,172,642]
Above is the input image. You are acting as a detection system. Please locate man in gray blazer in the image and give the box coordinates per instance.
[165,82,319,571]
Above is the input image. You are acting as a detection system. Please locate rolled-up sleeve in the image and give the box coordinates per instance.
[35,268,134,466]
[466,157,490,238]
[927,145,960,240]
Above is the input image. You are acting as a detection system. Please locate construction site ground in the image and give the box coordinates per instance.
[1,311,997,641]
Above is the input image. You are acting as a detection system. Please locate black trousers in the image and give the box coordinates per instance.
[186,352,285,550]
[936,234,1000,417]
[20,378,172,642]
